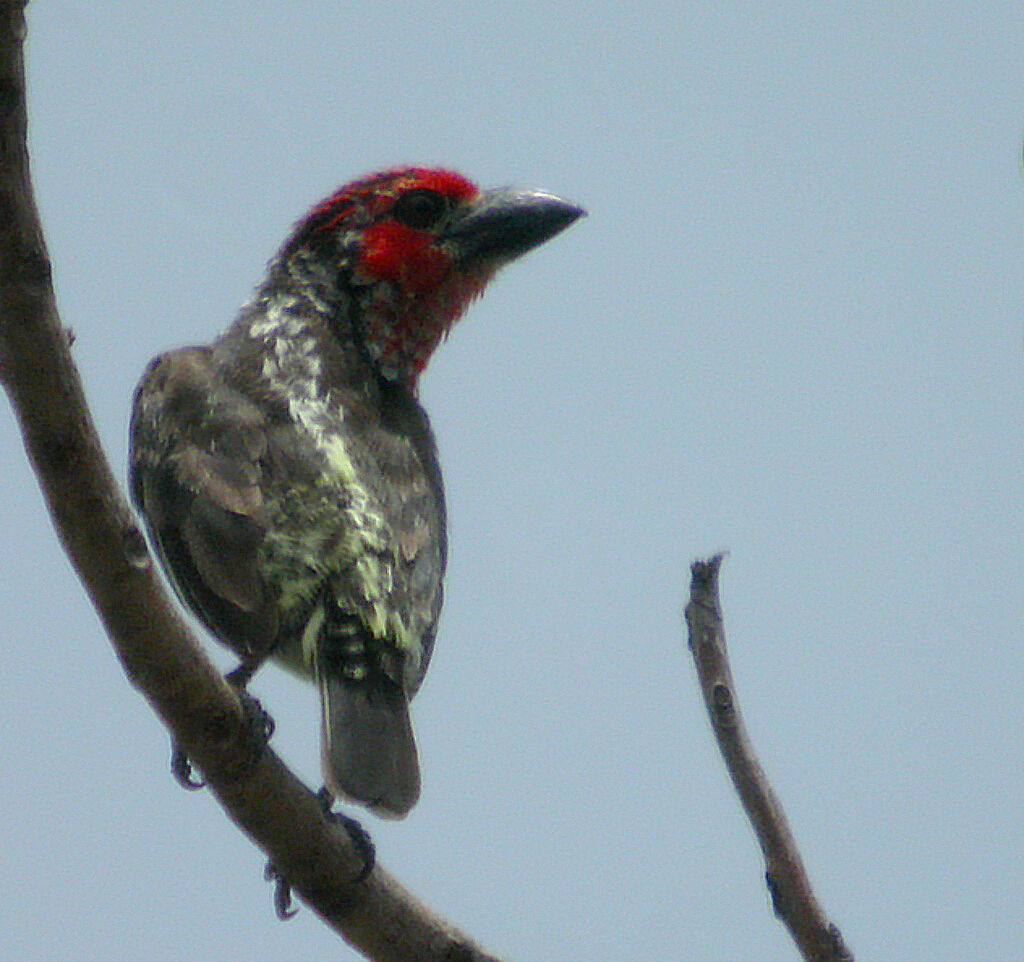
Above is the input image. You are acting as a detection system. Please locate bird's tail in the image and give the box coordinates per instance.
[317,632,420,819]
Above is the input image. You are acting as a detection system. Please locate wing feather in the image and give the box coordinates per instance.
[130,347,278,660]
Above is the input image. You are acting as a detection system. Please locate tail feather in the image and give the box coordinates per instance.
[319,666,420,819]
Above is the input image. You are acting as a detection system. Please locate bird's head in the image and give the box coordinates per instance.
[280,167,584,386]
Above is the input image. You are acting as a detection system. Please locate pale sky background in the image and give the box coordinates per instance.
[2,3,1022,960]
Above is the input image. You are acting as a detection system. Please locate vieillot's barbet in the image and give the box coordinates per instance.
[130,167,584,818]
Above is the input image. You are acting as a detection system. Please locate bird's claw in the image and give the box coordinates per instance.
[170,744,205,790]
[317,788,377,882]
[167,669,274,789]
[258,793,374,922]
[234,687,276,767]
[264,862,299,920]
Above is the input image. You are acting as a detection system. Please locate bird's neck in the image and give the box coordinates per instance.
[252,250,490,390]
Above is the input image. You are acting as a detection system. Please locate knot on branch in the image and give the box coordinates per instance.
[711,682,736,727]
[121,523,151,570]
[35,429,84,475]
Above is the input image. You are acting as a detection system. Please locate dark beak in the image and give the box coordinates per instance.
[445,187,585,268]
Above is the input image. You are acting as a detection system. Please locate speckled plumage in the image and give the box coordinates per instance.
[130,167,583,816]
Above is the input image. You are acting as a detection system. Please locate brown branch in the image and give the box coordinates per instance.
[0,5,500,960]
[685,554,854,962]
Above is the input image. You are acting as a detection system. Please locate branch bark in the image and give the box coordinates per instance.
[685,554,854,962]
[0,5,499,960]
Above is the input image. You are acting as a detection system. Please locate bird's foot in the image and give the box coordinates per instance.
[317,787,377,882]
[224,662,276,771]
[232,685,276,770]
[167,668,275,789]
[260,792,374,921]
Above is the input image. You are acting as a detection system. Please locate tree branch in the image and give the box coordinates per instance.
[0,5,499,960]
[685,554,854,962]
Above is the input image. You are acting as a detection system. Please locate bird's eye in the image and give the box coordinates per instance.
[389,189,449,230]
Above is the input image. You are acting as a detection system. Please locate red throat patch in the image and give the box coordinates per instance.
[365,267,491,385]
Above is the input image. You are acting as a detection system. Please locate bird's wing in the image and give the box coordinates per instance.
[129,346,279,662]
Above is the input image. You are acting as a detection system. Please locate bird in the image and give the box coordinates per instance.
[129,166,584,818]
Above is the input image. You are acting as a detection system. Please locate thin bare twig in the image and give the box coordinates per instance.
[0,5,499,960]
[685,554,854,962]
